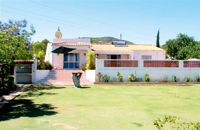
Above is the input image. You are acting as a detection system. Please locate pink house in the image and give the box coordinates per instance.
[45,39,165,70]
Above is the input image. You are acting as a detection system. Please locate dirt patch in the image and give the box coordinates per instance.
[53,123,75,129]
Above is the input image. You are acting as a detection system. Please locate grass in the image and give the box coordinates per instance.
[0,84,200,130]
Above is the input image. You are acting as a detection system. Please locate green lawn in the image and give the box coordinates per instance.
[0,84,200,130]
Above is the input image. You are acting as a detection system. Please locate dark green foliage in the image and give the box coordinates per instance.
[0,64,17,96]
[162,34,200,60]
[90,38,99,43]
[172,76,179,82]
[38,61,53,70]
[0,20,35,64]
[103,74,110,82]
[32,39,49,54]
[196,74,200,82]
[79,36,134,44]
[117,72,123,82]
[156,30,160,47]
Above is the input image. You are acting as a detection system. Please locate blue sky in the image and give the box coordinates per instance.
[0,0,200,45]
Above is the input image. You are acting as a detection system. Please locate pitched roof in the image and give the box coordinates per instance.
[91,44,165,51]
[52,42,91,46]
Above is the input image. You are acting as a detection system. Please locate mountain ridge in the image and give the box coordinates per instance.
[78,36,134,44]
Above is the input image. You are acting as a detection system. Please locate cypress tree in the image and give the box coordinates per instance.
[156,30,160,47]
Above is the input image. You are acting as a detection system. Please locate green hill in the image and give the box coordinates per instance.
[78,36,134,44]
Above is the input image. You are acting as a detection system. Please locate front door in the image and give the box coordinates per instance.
[64,53,80,69]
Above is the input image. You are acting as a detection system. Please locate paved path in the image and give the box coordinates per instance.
[0,84,31,109]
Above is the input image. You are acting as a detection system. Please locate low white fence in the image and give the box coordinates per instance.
[35,70,50,82]
[96,59,200,82]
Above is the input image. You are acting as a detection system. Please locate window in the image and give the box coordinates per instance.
[107,55,121,59]
[142,55,152,60]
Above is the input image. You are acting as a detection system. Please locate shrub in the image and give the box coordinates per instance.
[81,63,86,71]
[196,74,200,82]
[172,76,179,82]
[96,72,103,82]
[86,51,95,70]
[103,74,110,82]
[38,61,53,70]
[117,72,123,82]
[45,61,53,70]
[144,72,151,82]
[162,75,169,82]
[128,72,138,82]
[153,115,200,130]
[184,76,190,82]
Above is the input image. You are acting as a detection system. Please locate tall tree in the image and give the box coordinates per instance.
[162,33,200,60]
[0,20,35,65]
[156,30,160,47]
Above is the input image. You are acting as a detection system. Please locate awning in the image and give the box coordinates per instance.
[52,46,76,53]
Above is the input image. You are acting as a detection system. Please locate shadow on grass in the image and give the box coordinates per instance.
[0,99,57,121]
[19,85,66,98]
[26,85,66,92]
[80,87,91,89]
[132,122,144,127]
[0,85,62,121]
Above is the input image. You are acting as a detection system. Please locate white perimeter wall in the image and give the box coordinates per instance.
[35,70,50,82]
[86,70,95,82]
[96,59,200,82]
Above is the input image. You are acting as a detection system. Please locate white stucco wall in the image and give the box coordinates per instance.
[86,70,95,82]
[96,59,200,82]
[45,43,52,64]
[134,51,165,60]
[35,70,50,82]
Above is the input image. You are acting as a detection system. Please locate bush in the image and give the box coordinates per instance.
[96,72,103,82]
[45,61,53,70]
[153,115,200,130]
[196,74,200,82]
[103,74,110,82]
[38,61,53,70]
[86,51,95,70]
[144,72,151,82]
[117,72,123,82]
[128,72,139,82]
[184,76,190,82]
[172,76,179,82]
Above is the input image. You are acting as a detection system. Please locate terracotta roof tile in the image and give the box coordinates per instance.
[14,60,34,63]
[91,44,165,51]
[52,42,91,46]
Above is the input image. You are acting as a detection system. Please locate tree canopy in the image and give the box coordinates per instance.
[0,20,35,64]
[162,33,200,60]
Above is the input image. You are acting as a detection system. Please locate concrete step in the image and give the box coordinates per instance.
[37,70,91,85]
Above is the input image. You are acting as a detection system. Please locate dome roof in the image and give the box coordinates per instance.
[55,27,62,39]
